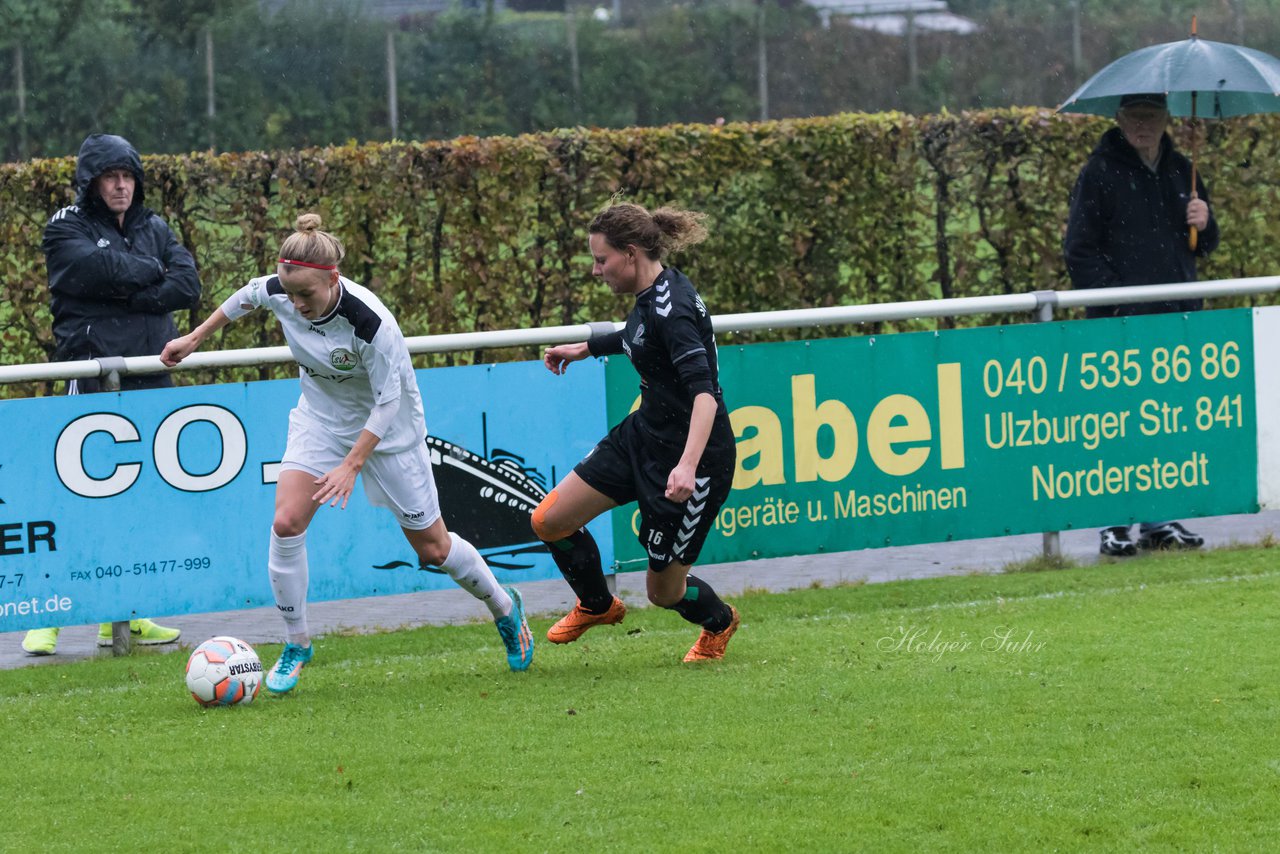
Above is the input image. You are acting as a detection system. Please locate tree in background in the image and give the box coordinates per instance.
[2,0,1278,162]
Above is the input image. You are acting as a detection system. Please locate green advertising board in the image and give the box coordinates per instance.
[605,309,1257,568]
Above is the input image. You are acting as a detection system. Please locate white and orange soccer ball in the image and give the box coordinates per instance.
[185,636,263,707]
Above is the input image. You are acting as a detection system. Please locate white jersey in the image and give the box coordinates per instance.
[224,275,426,454]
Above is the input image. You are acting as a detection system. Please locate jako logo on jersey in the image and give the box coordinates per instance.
[402,510,425,521]
[329,349,358,371]
[307,324,327,336]
[96,238,110,248]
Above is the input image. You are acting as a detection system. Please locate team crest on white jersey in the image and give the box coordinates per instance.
[329,348,358,371]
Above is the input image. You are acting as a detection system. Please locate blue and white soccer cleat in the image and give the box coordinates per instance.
[495,586,534,672]
[265,642,313,694]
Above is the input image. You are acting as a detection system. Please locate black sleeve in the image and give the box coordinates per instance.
[588,329,625,357]
[126,219,202,314]
[661,312,715,398]
[1063,162,1120,291]
[43,213,165,301]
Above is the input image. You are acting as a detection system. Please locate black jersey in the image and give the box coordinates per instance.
[589,268,733,457]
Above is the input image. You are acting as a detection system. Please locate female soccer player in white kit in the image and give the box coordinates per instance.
[161,214,533,692]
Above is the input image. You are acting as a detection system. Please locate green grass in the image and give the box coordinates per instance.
[5,548,1280,852]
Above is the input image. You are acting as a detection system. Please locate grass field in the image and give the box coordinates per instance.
[4,547,1278,852]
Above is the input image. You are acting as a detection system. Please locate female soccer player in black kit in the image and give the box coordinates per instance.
[533,202,740,661]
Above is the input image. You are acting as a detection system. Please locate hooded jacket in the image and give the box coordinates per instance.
[1063,126,1219,318]
[43,134,201,387]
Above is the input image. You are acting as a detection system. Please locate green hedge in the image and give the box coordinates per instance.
[3,107,1279,397]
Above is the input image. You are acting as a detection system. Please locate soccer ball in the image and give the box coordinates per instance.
[185,636,263,707]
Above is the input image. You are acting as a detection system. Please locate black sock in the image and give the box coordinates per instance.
[542,528,613,613]
[668,575,732,632]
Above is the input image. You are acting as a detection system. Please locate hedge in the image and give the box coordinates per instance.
[2,107,1278,397]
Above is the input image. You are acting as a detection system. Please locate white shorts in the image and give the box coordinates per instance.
[280,410,441,531]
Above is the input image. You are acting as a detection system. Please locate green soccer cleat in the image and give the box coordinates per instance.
[265,642,313,694]
[495,586,534,672]
[96,619,182,647]
[22,627,60,656]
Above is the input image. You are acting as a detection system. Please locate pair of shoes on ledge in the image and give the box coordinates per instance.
[21,619,182,656]
[1099,522,1205,557]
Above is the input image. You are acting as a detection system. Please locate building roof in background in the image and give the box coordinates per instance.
[803,0,948,13]
[801,0,978,35]
[262,0,508,20]
[846,12,979,35]
[273,0,976,33]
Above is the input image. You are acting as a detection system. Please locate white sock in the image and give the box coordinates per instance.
[269,531,311,646]
[440,533,511,619]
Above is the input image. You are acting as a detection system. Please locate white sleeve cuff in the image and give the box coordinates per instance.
[361,396,401,439]
[218,285,256,320]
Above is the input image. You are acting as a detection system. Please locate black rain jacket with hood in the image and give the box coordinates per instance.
[43,133,201,388]
[1063,126,1219,318]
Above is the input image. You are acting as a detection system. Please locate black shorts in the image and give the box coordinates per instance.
[575,413,735,572]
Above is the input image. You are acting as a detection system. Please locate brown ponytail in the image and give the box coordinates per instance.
[589,201,708,261]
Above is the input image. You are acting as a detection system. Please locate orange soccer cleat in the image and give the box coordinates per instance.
[683,606,740,662]
[546,596,627,644]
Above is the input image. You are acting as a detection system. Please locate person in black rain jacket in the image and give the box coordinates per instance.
[1063,93,1216,555]
[22,134,200,657]
[1064,93,1218,318]
[44,132,201,392]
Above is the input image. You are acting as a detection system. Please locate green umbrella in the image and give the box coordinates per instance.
[1058,19,1280,249]
[1058,36,1280,119]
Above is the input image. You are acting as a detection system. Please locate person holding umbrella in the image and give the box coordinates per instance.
[1062,91,1218,556]
[1058,21,1280,557]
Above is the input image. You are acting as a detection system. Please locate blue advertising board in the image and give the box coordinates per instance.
[0,360,609,631]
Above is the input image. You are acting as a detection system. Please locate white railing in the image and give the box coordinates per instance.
[3,276,1278,386]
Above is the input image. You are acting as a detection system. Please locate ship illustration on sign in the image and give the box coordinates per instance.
[373,435,551,572]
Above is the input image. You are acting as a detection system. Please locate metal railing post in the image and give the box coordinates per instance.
[96,357,132,653]
[1033,291,1061,560]
[96,356,127,393]
[112,621,131,655]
